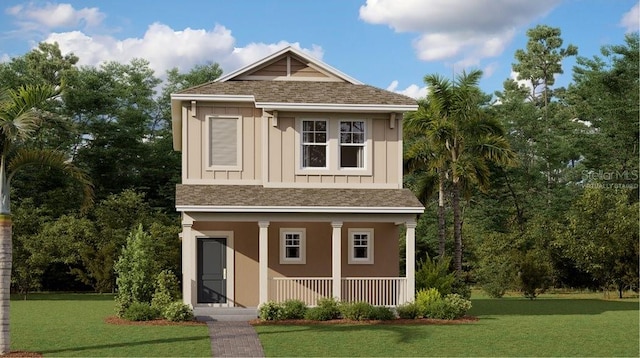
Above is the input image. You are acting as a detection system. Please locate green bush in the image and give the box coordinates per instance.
[163,301,194,322]
[151,270,180,313]
[443,293,472,319]
[340,301,374,321]
[122,302,159,321]
[258,301,284,321]
[304,306,336,321]
[281,299,307,320]
[416,256,456,294]
[114,225,157,317]
[396,302,420,319]
[415,288,442,317]
[316,297,340,319]
[519,252,551,299]
[369,306,395,320]
[451,275,472,299]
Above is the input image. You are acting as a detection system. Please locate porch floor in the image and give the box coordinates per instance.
[194,306,259,322]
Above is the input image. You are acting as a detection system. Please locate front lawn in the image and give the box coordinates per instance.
[10,293,211,357]
[255,293,639,357]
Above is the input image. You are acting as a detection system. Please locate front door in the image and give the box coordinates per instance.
[198,238,227,303]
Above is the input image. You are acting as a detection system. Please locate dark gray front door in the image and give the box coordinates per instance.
[198,238,227,303]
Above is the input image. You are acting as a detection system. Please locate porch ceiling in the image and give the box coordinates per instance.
[175,185,424,214]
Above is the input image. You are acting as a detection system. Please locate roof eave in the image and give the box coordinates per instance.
[257,102,419,113]
[176,205,425,214]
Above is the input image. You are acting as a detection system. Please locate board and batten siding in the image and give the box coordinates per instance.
[268,114,401,186]
[184,103,262,183]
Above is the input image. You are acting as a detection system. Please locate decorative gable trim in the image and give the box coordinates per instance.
[216,46,363,84]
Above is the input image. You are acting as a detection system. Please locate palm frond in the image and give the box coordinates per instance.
[0,85,57,143]
[7,148,94,211]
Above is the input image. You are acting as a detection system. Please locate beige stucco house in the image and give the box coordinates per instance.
[171,47,423,310]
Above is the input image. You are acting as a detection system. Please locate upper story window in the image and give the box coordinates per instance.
[296,118,371,175]
[302,120,327,168]
[207,115,242,171]
[340,121,365,168]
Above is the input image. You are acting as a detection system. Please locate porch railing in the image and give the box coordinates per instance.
[270,277,333,306]
[269,277,407,306]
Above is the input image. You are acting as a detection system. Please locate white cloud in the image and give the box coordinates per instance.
[0,53,9,63]
[387,80,428,99]
[483,62,499,78]
[6,2,105,30]
[620,3,639,33]
[43,23,322,79]
[360,0,559,67]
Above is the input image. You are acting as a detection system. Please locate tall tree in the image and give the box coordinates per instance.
[406,70,516,272]
[0,85,92,354]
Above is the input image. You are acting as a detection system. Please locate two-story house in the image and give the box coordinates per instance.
[170,47,423,312]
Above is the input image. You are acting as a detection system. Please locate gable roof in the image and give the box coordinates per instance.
[216,46,362,84]
[176,185,424,214]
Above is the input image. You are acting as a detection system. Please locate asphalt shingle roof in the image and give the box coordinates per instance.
[176,185,424,210]
[178,81,416,106]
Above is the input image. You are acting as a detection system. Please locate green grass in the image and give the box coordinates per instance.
[10,293,211,357]
[255,293,640,357]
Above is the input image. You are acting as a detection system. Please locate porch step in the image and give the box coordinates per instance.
[194,307,259,322]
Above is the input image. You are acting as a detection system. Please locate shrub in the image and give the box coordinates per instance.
[163,301,194,322]
[340,301,374,321]
[415,288,442,317]
[369,306,395,320]
[443,293,472,319]
[416,256,456,294]
[114,225,157,317]
[258,301,284,321]
[281,299,307,320]
[151,270,180,313]
[396,302,420,319]
[316,297,340,319]
[122,302,159,321]
[519,252,551,299]
[304,306,335,321]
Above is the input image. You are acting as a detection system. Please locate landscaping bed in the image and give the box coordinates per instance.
[104,316,205,326]
[251,316,478,326]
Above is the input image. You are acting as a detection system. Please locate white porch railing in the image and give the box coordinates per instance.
[341,277,407,306]
[270,277,333,306]
[269,277,407,306]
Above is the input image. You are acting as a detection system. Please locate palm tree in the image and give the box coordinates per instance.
[0,85,92,354]
[406,70,516,272]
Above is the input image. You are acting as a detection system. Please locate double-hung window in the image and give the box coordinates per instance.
[280,228,306,264]
[340,121,365,168]
[348,228,374,264]
[301,120,328,168]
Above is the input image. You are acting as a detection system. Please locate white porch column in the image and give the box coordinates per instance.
[258,221,270,305]
[181,214,195,308]
[331,221,343,300]
[405,220,417,302]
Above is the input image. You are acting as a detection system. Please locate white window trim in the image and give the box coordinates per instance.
[294,117,372,176]
[348,228,374,265]
[339,120,366,169]
[279,228,306,264]
[205,115,243,171]
[300,119,329,170]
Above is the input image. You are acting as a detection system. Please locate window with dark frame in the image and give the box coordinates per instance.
[340,120,365,168]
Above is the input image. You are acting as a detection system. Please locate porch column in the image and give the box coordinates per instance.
[181,215,194,308]
[331,221,343,300]
[258,221,270,305]
[405,221,417,302]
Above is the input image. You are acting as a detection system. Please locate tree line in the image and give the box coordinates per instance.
[405,26,639,298]
[0,25,637,299]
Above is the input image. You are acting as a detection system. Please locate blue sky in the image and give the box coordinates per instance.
[0,0,638,98]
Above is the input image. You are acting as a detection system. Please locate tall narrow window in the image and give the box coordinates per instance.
[208,115,242,170]
[340,121,365,168]
[302,120,327,168]
[280,229,306,264]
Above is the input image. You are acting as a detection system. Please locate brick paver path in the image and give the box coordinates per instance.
[207,321,265,357]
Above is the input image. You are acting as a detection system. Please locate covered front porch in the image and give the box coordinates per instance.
[176,185,424,308]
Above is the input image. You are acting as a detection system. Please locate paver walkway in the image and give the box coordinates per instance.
[207,321,265,357]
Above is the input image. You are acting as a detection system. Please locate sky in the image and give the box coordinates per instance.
[0,0,638,99]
